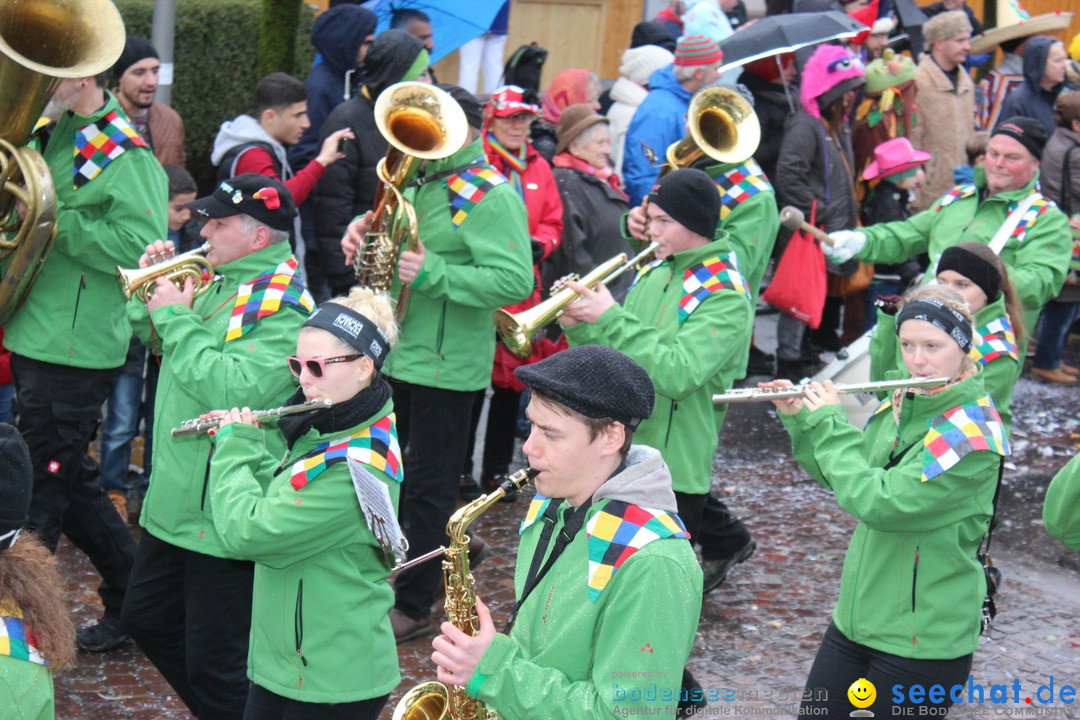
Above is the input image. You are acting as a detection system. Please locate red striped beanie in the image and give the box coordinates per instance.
[674,35,724,67]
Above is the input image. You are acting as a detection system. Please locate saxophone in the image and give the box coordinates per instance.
[393,467,539,720]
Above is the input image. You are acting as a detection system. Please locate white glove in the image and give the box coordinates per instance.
[825,230,866,264]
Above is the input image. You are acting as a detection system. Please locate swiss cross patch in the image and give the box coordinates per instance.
[46,460,61,475]
[641,643,654,653]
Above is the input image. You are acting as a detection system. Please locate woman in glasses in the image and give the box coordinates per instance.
[764,285,1010,717]
[205,288,402,720]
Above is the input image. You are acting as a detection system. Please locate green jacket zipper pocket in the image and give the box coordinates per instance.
[911,546,920,613]
[199,448,213,511]
[436,302,448,358]
[664,399,678,445]
[72,272,86,329]
[294,579,307,666]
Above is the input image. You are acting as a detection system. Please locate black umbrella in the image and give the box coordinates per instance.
[717,10,867,70]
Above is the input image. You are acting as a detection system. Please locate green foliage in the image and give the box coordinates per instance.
[258,0,304,79]
[112,0,315,191]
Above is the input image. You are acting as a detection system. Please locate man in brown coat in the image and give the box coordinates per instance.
[112,37,186,166]
[910,11,975,212]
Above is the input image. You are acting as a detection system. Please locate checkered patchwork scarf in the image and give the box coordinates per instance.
[225,258,314,342]
[73,110,147,188]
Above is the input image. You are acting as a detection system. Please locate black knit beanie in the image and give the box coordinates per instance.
[114,37,158,81]
[0,425,33,551]
[647,168,720,241]
[515,346,655,430]
[435,83,484,130]
[993,116,1048,160]
[938,245,1001,302]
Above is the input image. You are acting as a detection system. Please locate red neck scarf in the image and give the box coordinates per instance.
[552,151,627,201]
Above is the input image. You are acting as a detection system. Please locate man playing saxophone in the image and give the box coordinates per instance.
[341,84,534,643]
[429,345,702,720]
[121,174,314,719]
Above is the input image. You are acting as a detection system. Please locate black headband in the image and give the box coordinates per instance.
[302,303,390,369]
[937,246,1001,302]
[895,298,973,353]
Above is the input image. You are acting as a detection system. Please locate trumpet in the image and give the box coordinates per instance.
[117,243,215,302]
[711,377,950,404]
[494,242,658,359]
[171,398,332,437]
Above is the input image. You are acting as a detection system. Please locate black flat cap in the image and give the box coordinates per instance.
[515,345,654,429]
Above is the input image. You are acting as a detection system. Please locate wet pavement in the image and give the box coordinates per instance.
[55,332,1080,719]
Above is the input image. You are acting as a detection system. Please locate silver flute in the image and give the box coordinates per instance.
[171,398,333,437]
[712,377,950,404]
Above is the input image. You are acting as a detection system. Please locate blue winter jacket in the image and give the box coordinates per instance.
[622,66,692,206]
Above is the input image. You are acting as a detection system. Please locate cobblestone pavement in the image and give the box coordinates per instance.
[55,344,1080,719]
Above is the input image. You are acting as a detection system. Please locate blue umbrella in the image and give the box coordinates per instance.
[362,0,507,65]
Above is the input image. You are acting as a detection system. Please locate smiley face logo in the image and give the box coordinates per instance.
[848,678,876,709]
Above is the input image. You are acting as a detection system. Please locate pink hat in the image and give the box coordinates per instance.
[862,137,931,181]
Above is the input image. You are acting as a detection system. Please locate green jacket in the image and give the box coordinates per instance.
[858,167,1072,333]
[0,656,52,720]
[566,237,753,495]
[702,159,779,303]
[384,140,533,391]
[5,91,167,368]
[127,242,308,558]
[466,447,702,720]
[780,375,1005,658]
[1044,453,1080,550]
[868,294,1022,433]
[208,400,401,703]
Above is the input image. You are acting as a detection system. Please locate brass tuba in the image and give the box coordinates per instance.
[393,467,539,720]
[354,82,468,320]
[116,243,215,302]
[660,85,761,175]
[0,0,126,325]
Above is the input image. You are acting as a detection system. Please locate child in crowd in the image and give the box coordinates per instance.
[860,137,931,329]
[163,164,204,253]
[953,131,989,185]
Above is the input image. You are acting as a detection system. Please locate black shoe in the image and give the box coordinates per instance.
[458,474,484,501]
[677,669,708,717]
[745,346,776,377]
[76,617,129,653]
[702,539,756,594]
[775,358,814,382]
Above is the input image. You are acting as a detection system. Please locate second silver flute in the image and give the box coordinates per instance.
[171,398,333,437]
[712,377,950,404]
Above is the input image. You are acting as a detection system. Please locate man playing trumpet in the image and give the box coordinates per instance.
[121,174,314,719]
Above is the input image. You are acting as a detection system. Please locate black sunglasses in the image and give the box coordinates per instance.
[287,354,363,378]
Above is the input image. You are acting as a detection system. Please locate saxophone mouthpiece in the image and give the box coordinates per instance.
[500,467,540,497]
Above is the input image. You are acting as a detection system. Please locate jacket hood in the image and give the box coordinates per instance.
[610,76,649,107]
[363,29,425,99]
[647,65,691,99]
[211,114,286,168]
[593,445,678,513]
[1021,36,1062,93]
[311,4,377,76]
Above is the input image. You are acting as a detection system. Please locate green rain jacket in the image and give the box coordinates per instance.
[127,242,308,558]
[383,139,533,391]
[5,91,167,368]
[465,446,702,720]
[869,294,1023,433]
[780,374,1006,659]
[0,655,52,720]
[1044,453,1080,550]
[857,167,1072,332]
[208,399,401,703]
[566,237,753,495]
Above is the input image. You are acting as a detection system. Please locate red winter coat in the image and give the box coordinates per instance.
[0,328,11,386]
[484,138,564,390]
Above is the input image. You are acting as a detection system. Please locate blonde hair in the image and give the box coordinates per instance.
[300,287,400,352]
[899,285,978,374]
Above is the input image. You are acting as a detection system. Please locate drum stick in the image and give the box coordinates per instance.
[779,206,835,246]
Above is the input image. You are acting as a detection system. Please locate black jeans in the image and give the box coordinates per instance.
[390,379,478,620]
[801,621,973,717]
[464,385,521,478]
[675,491,753,560]
[11,354,135,618]
[122,530,254,720]
[243,685,389,720]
